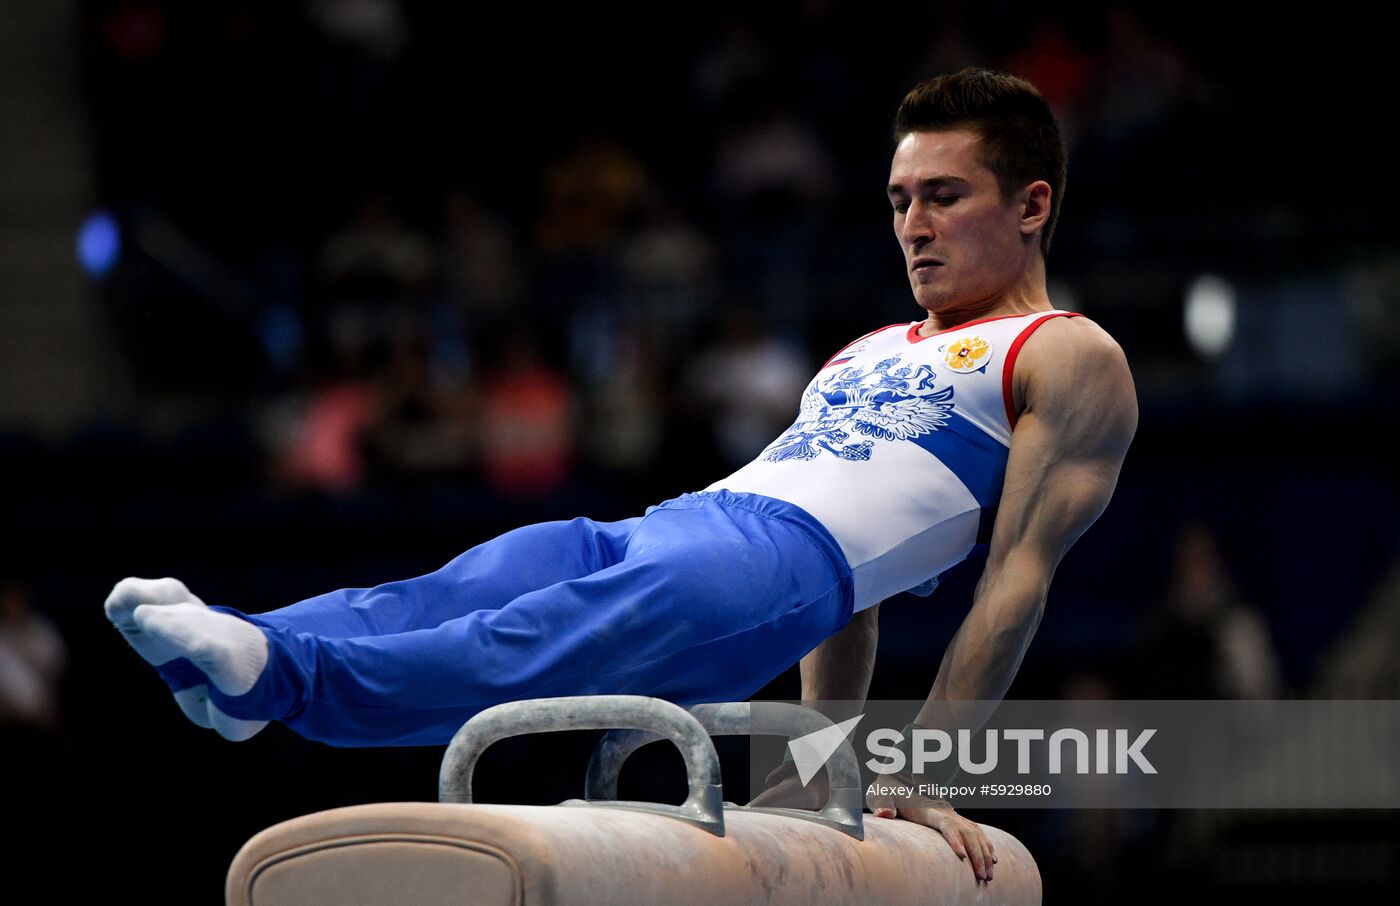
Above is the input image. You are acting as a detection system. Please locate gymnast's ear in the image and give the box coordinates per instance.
[1018,181,1052,238]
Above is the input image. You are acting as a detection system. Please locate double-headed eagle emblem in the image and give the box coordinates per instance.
[765,356,955,462]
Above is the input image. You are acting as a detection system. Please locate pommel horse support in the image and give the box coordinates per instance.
[226,696,1042,905]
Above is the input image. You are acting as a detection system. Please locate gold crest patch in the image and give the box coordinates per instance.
[941,337,992,372]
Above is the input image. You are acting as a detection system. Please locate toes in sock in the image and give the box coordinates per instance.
[104,577,208,666]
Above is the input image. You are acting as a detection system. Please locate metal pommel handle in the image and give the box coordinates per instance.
[439,695,726,836]
[586,701,866,839]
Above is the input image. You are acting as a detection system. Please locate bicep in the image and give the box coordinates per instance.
[986,329,1137,580]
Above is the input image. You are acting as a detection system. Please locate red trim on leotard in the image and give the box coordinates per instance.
[1002,311,1084,430]
[821,322,908,369]
[906,312,1046,344]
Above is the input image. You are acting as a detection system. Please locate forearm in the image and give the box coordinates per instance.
[799,603,879,720]
[916,562,1045,729]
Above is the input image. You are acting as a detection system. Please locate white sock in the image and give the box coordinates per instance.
[131,603,272,741]
[172,686,215,729]
[208,703,269,742]
[108,578,272,740]
[105,577,214,728]
[132,602,269,696]
[104,576,208,665]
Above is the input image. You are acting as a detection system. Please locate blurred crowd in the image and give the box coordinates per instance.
[76,0,1239,504]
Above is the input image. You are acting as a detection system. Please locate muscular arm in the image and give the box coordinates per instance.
[798,602,879,722]
[915,317,1137,729]
[748,602,878,809]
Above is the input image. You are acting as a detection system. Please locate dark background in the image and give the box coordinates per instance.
[2,2,1397,902]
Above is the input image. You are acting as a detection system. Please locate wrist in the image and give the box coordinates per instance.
[767,753,800,785]
[895,721,962,786]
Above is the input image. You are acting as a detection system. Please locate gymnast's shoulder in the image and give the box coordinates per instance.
[1010,313,1137,429]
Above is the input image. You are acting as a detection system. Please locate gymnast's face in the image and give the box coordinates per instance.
[887,128,1043,319]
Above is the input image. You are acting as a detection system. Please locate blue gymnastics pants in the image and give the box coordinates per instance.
[187,490,854,747]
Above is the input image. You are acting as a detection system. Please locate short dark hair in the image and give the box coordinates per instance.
[893,67,1067,260]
